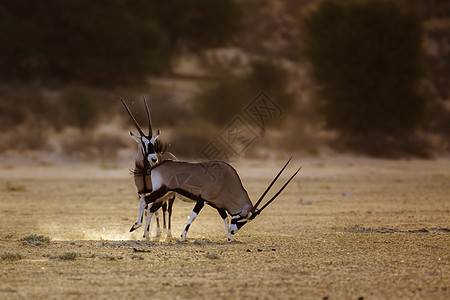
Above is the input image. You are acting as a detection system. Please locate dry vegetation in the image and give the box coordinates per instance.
[0,158,448,299]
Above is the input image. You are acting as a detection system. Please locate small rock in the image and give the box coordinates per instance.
[298,199,312,205]
[205,252,219,259]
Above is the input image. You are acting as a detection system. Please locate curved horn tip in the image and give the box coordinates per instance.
[143,95,153,136]
[119,96,145,136]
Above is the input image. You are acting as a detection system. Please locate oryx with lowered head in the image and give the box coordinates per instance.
[120,96,177,239]
[121,98,301,241]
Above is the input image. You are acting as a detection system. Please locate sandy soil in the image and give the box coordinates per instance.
[0,157,449,299]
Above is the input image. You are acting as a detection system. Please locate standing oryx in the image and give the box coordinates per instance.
[120,96,177,239]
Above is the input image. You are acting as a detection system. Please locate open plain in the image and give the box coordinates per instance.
[0,157,449,299]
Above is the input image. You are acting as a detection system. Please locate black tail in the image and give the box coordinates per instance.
[252,159,301,219]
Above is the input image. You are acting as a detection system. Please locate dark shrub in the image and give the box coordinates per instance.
[300,0,426,137]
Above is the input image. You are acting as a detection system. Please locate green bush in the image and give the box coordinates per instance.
[300,0,426,137]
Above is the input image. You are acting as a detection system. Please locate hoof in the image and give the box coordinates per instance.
[130,223,141,232]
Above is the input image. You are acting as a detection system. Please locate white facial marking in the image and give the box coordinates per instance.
[151,170,163,190]
[141,136,150,147]
[148,153,158,164]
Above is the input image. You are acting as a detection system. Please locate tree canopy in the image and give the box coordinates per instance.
[0,0,241,85]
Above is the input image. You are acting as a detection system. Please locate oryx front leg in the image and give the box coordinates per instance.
[130,195,147,232]
[217,208,235,242]
[143,207,153,239]
[143,187,168,239]
[181,200,204,241]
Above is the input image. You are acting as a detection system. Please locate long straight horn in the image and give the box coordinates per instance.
[253,157,292,210]
[119,96,145,136]
[142,96,153,136]
[254,166,302,218]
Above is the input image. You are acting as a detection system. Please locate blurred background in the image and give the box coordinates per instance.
[0,0,449,165]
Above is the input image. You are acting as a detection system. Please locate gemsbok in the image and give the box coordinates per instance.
[120,97,177,238]
[122,98,301,242]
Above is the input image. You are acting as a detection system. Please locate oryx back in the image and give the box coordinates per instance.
[151,161,254,216]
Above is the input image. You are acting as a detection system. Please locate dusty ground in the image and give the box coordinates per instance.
[0,157,449,299]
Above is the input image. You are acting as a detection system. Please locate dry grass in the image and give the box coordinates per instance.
[1,252,26,261]
[20,234,51,246]
[2,181,26,192]
[0,159,448,299]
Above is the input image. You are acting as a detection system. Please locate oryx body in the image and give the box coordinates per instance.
[143,159,299,241]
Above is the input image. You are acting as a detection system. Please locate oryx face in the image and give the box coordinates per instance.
[131,130,160,166]
[141,134,159,165]
[230,213,252,235]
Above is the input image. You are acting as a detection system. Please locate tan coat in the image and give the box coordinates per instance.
[150,160,254,217]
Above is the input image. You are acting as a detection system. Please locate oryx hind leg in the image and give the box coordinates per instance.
[181,200,204,241]
[167,195,175,238]
[217,208,235,242]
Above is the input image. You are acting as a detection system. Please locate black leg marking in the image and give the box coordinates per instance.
[193,200,205,214]
[168,196,174,231]
[183,224,191,233]
[217,208,228,220]
[149,201,163,213]
[162,202,167,229]
[145,186,168,205]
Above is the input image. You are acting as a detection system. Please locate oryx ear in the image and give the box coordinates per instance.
[129,131,141,143]
[150,129,160,144]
